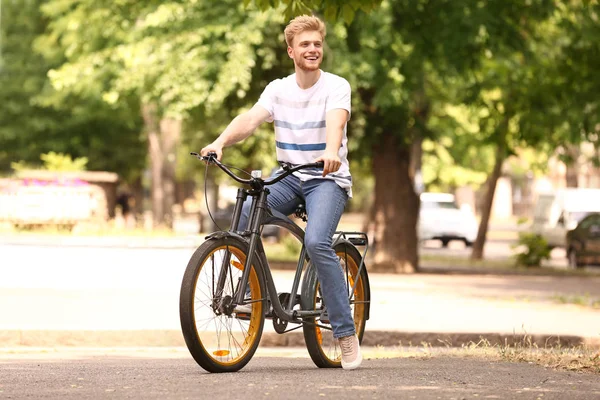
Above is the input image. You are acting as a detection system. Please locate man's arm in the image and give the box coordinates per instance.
[316,108,349,177]
[201,104,271,160]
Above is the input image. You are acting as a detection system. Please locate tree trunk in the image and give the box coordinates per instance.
[410,136,424,194]
[159,118,181,228]
[141,103,165,228]
[362,196,377,237]
[371,134,420,273]
[471,141,506,260]
[141,102,182,229]
[131,176,144,217]
[565,144,579,188]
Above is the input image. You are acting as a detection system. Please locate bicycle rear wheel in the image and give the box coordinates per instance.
[180,236,266,373]
[301,243,369,368]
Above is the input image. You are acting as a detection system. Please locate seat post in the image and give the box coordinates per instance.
[294,203,307,222]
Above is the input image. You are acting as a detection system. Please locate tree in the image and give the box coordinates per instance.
[0,0,145,182]
[250,0,382,23]
[544,1,600,186]
[39,0,288,226]
[243,0,560,271]
[470,1,600,259]
[325,0,557,271]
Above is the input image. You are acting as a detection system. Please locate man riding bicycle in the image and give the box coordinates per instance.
[200,14,361,370]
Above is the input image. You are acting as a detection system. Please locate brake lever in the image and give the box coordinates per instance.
[190,152,217,164]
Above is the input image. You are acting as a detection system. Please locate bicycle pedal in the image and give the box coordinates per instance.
[235,313,251,321]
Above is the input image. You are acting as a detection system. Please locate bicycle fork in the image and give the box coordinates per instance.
[211,187,269,313]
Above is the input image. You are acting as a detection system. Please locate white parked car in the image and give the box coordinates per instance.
[418,192,478,247]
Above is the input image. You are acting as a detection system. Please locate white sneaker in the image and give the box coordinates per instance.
[234,303,252,314]
[339,334,362,370]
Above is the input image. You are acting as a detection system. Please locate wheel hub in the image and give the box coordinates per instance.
[215,295,235,316]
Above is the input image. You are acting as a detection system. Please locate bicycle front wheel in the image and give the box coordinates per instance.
[179,236,266,373]
[301,243,369,368]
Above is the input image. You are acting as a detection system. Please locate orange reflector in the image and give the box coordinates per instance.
[316,327,323,345]
[213,350,230,357]
[231,261,244,270]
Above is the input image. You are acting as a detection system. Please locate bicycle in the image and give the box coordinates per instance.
[179,152,371,373]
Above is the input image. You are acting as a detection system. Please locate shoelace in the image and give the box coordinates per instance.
[339,336,354,355]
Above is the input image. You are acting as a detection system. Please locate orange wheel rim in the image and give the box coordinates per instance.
[314,249,365,364]
[191,245,263,367]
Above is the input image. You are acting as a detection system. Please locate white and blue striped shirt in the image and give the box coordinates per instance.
[257,71,353,197]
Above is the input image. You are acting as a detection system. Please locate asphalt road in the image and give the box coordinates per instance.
[1,354,598,400]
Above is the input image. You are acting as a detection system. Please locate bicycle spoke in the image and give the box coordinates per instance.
[195,316,218,331]
[305,247,366,367]
[184,242,264,368]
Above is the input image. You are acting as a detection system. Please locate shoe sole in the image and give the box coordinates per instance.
[341,352,363,370]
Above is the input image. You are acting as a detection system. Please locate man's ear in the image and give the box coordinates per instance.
[287,46,293,59]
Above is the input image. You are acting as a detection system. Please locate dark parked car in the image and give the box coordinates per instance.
[566,213,600,268]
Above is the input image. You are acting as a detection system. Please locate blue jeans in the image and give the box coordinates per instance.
[237,174,355,339]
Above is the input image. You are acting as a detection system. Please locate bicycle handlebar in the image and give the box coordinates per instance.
[190,152,324,186]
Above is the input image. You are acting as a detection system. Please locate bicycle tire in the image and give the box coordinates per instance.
[179,236,266,373]
[300,242,369,368]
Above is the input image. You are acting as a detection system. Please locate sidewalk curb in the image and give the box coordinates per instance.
[2,330,598,350]
[0,235,204,250]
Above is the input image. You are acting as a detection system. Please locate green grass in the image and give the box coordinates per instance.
[552,294,600,309]
[263,235,303,263]
[419,254,519,269]
[419,254,600,277]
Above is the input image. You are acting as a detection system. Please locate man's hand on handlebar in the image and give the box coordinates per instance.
[314,151,341,177]
[200,143,223,162]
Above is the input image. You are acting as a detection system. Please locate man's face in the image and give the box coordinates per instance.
[287,30,323,72]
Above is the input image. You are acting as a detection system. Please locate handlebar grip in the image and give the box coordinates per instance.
[315,161,325,168]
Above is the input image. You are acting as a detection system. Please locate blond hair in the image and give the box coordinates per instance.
[284,15,326,47]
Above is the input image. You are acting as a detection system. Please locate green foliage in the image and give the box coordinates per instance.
[248,0,382,23]
[263,233,303,262]
[39,0,289,187]
[0,0,145,181]
[512,233,551,268]
[4,0,598,245]
[40,152,88,171]
[326,0,558,174]
[422,139,488,192]
[0,0,63,170]
[11,152,88,172]
[40,1,282,118]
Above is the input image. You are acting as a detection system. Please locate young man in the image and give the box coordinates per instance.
[200,15,361,370]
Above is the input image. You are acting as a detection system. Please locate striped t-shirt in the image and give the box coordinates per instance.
[256,70,353,197]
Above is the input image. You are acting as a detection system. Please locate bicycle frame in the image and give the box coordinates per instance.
[195,153,370,327]
[209,185,316,324]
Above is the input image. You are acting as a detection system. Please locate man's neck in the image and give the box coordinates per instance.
[295,68,321,89]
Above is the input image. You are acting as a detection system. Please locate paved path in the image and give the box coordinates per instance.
[1,354,599,399]
[1,243,599,348]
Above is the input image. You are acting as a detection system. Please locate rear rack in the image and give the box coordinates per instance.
[333,231,369,302]
[334,231,369,247]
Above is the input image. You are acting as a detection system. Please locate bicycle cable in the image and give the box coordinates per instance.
[203,159,253,232]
